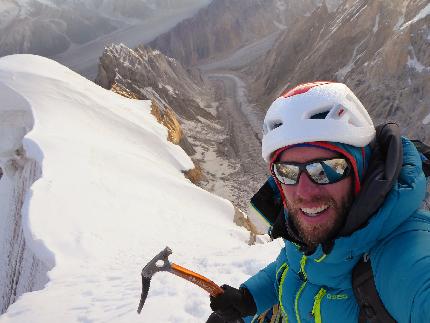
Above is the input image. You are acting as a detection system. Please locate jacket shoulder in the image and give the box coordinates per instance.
[371,209,430,322]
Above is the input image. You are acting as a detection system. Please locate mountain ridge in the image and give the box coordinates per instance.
[248,0,430,143]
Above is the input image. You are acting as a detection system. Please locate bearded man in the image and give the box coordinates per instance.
[207,82,430,323]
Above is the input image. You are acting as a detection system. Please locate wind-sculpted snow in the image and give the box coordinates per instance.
[0,82,49,314]
[0,54,280,322]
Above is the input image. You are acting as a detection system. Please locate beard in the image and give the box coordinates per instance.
[286,192,354,248]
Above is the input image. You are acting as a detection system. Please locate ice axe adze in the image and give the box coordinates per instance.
[137,246,224,314]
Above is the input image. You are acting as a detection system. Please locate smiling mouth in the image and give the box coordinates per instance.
[300,205,330,217]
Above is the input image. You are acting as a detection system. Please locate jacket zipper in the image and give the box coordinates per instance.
[278,264,289,323]
[295,255,308,323]
[311,288,327,323]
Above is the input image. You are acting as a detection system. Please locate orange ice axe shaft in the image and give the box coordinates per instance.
[137,247,223,314]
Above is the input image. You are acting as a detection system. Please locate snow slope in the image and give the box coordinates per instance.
[0,54,280,322]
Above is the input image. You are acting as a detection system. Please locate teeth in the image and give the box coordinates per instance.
[300,205,329,216]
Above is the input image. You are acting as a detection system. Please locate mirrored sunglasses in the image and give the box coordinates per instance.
[272,158,351,185]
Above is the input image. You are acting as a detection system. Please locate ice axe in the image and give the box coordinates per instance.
[137,246,224,314]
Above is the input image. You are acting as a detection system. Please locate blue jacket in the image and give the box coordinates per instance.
[243,137,430,322]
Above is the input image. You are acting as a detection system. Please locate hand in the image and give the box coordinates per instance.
[206,311,244,323]
[206,285,256,322]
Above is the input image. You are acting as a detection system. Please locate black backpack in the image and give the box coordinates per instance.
[250,140,430,323]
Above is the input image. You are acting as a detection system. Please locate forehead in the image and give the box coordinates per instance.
[278,146,340,163]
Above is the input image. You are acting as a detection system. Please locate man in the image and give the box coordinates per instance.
[207,82,430,322]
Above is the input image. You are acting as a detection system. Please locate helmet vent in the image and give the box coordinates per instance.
[269,120,283,131]
[310,110,330,119]
[348,118,360,127]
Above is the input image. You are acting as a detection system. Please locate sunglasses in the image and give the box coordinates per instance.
[272,158,351,185]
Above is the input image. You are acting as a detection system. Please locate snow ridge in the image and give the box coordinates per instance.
[0,54,280,322]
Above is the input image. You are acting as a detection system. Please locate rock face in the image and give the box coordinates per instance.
[149,0,325,66]
[250,0,430,143]
[95,43,215,155]
[96,43,211,120]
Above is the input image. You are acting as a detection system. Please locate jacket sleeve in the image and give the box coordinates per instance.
[241,247,287,315]
[372,211,430,322]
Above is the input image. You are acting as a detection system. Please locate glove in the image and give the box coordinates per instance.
[206,312,243,323]
[206,285,257,323]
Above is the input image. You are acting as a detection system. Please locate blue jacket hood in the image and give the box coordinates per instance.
[306,136,427,261]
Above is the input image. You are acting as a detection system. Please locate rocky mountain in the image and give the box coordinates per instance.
[96,43,211,120]
[137,0,429,219]
[249,0,430,143]
[94,43,272,230]
[0,0,210,58]
[148,0,330,67]
[95,43,217,155]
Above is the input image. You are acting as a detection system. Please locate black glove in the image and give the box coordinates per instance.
[206,285,257,323]
[206,312,243,323]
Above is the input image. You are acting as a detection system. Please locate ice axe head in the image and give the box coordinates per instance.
[137,247,223,314]
[137,247,173,314]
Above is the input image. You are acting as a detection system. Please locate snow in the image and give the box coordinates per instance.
[394,13,405,31]
[373,14,380,33]
[407,45,429,73]
[394,19,403,31]
[273,20,287,30]
[407,3,430,25]
[335,38,367,80]
[313,0,342,13]
[8,0,56,17]
[162,84,177,97]
[424,114,430,125]
[327,1,364,37]
[397,3,430,30]
[0,1,19,29]
[275,0,286,12]
[0,54,281,322]
[351,3,367,21]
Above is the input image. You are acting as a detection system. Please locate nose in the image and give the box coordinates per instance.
[295,171,321,199]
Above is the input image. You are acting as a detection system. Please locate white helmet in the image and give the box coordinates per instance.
[262,82,376,162]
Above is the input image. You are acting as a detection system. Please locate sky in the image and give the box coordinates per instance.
[0,54,281,322]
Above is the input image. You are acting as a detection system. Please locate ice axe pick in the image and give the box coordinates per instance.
[137,246,224,314]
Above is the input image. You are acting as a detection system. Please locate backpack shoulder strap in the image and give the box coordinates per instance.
[352,256,397,323]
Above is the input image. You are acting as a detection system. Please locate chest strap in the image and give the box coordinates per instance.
[352,257,396,323]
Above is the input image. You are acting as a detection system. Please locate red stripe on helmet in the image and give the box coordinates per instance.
[281,81,333,99]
